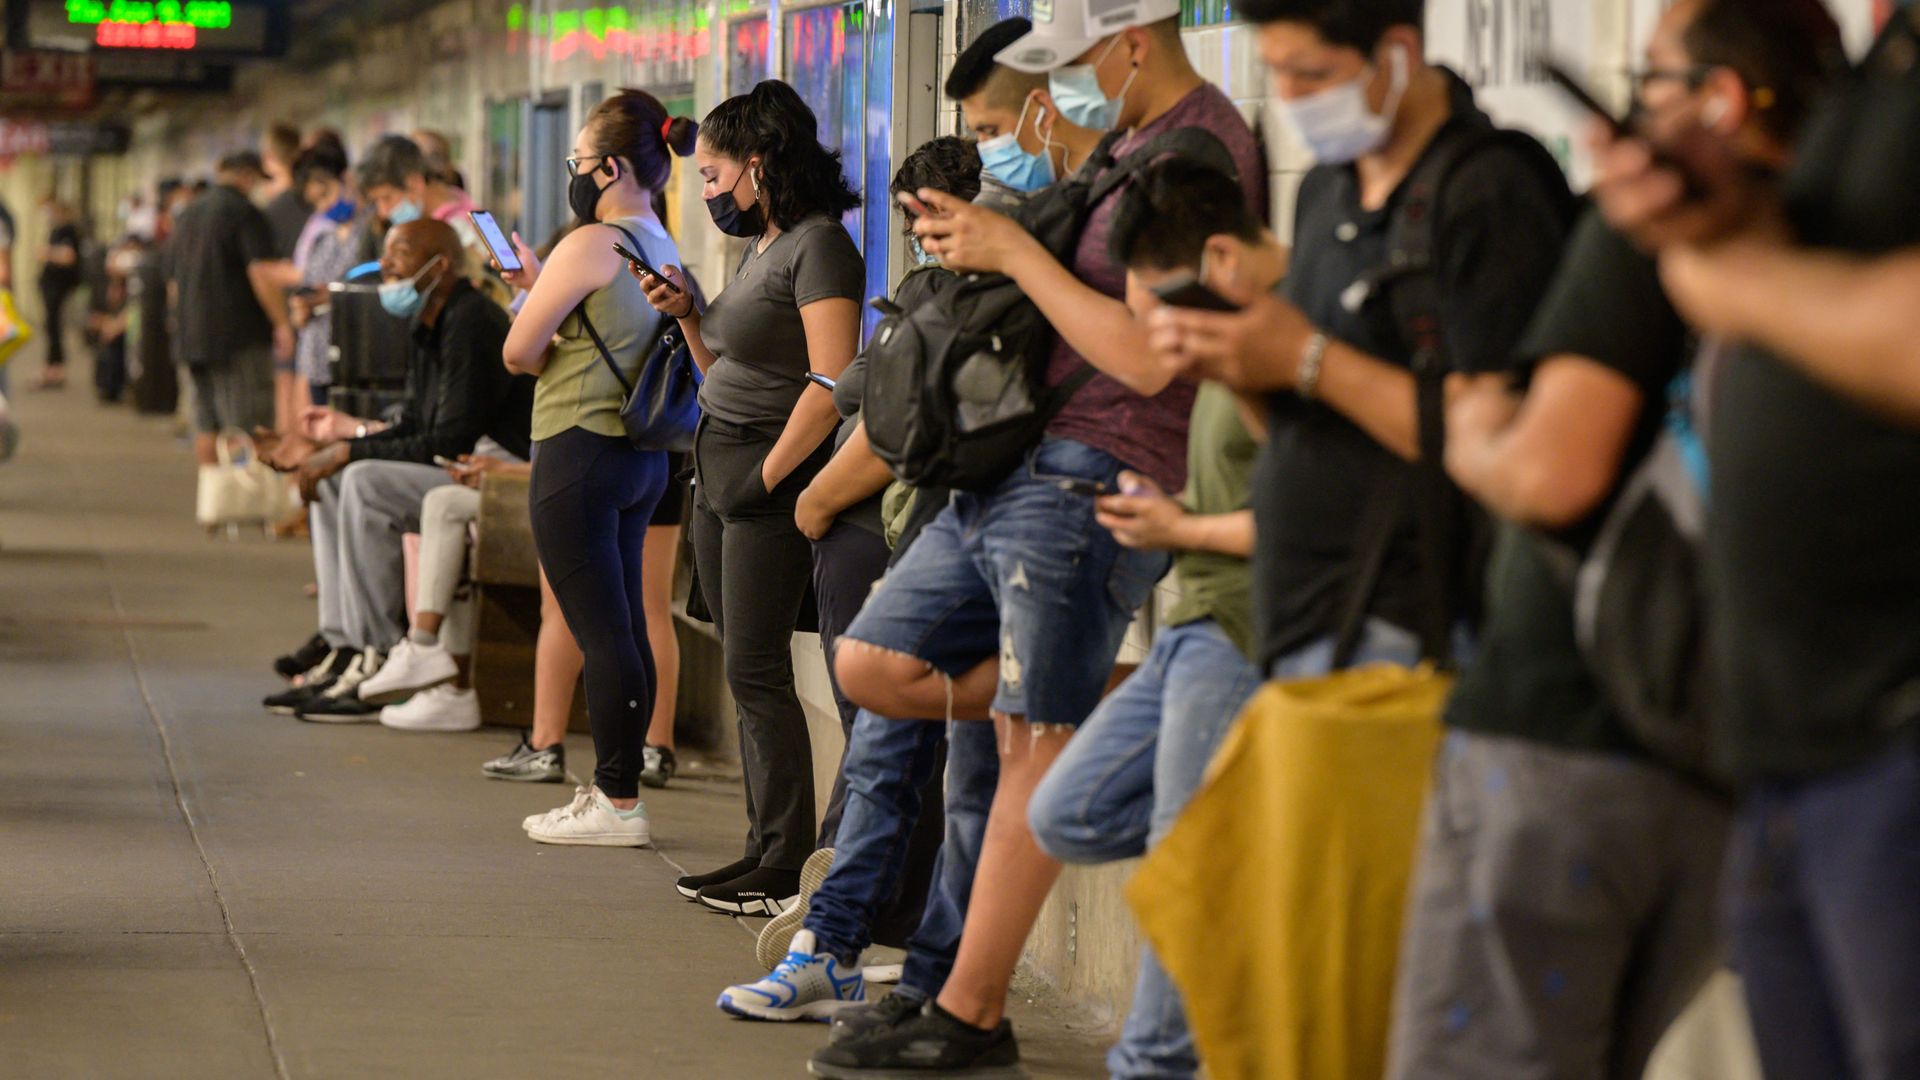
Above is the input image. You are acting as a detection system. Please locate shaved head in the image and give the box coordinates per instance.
[380,218,464,295]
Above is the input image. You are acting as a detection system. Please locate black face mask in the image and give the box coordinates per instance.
[706,167,766,238]
[568,161,613,223]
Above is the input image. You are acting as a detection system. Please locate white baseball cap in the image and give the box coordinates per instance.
[993,0,1182,73]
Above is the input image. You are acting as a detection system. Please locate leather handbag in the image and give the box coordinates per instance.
[577,223,703,453]
[196,431,297,528]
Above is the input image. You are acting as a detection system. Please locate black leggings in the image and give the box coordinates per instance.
[529,427,668,798]
[40,280,75,369]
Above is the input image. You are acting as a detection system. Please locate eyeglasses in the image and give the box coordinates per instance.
[564,154,610,178]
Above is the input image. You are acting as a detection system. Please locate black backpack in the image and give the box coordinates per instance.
[1546,362,1723,786]
[863,127,1239,491]
[1332,121,1575,669]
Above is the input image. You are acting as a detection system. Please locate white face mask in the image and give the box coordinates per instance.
[1279,45,1410,164]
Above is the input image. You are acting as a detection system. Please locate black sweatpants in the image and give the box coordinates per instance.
[39,279,75,370]
[689,415,832,873]
[529,426,668,799]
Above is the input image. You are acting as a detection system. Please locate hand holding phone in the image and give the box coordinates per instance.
[468,210,523,273]
[1151,273,1241,313]
[614,243,683,294]
[432,454,469,470]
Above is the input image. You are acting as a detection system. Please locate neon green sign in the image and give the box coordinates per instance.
[65,0,233,30]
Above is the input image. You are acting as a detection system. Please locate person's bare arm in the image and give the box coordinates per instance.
[503,225,622,376]
[1444,360,1645,529]
[761,297,860,492]
[910,189,1174,395]
[796,419,896,540]
[1660,237,1920,428]
[252,258,303,290]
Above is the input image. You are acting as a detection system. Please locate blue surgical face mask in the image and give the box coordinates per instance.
[1049,36,1137,132]
[1278,46,1409,165]
[387,197,423,226]
[977,95,1057,193]
[323,197,355,224]
[378,254,447,318]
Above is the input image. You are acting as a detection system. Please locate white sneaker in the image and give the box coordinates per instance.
[716,930,866,1022]
[379,684,481,732]
[359,638,459,704]
[523,785,591,832]
[525,786,651,847]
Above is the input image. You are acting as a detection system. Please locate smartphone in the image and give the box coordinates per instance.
[1151,273,1241,313]
[1542,60,1628,137]
[468,209,522,273]
[805,371,837,391]
[432,454,465,469]
[613,243,682,293]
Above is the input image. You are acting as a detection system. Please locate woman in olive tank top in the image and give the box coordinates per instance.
[500,89,698,845]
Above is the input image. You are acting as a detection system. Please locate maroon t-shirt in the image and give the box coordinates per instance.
[1044,83,1268,491]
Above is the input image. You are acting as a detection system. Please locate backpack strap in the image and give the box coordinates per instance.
[1332,125,1563,668]
[575,220,676,398]
[1084,127,1240,209]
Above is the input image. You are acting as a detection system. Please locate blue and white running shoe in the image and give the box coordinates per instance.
[717,930,866,1022]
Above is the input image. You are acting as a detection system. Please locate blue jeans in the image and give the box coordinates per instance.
[897,718,1001,1000]
[1727,740,1920,1080]
[805,708,947,964]
[1029,619,1263,1079]
[843,438,1171,727]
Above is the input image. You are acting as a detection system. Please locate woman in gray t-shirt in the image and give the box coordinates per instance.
[636,79,864,913]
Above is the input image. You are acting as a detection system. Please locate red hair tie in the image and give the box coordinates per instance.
[661,118,674,143]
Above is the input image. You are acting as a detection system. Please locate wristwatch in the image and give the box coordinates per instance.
[1296,332,1329,401]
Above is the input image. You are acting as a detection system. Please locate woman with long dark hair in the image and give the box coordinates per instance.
[635,79,864,913]
[495,88,696,844]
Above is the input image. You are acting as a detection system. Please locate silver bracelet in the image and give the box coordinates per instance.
[1297,332,1329,401]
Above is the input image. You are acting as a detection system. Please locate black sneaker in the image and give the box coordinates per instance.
[482,733,566,782]
[264,649,354,714]
[274,633,331,680]
[640,744,677,789]
[296,651,383,724]
[808,1002,1024,1078]
[697,866,801,917]
[829,989,928,1046]
[676,856,762,901]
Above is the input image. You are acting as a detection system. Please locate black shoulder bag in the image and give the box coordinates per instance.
[575,222,704,452]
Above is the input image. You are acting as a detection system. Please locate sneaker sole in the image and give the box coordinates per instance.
[699,892,800,917]
[297,712,380,724]
[380,718,482,733]
[758,848,835,969]
[677,885,701,900]
[484,767,566,783]
[359,668,459,705]
[718,993,855,1023]
[526,830,653,847]
[809,1062,1028,1080]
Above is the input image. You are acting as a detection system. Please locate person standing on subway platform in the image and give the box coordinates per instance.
[499,88,695,848]
[634,79,866,918]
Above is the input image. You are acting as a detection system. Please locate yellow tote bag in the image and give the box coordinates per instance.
[0,288,34,369]
[1127,663,1452,1080]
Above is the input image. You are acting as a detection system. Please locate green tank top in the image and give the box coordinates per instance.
[530,217,675,441]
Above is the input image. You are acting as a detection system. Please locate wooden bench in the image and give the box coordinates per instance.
[467,472,589,732]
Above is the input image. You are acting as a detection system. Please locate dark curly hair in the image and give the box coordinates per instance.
[700,80,860,230]
[1110,158,1261,271]
[889,136,982,234]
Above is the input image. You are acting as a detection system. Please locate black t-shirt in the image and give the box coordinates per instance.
[168,184,275,368]
[1708,16,1920,777]
[264,188,311,262]
[1251,72,1573,667]
[40,222,84,290]
[1444,209,1691,753]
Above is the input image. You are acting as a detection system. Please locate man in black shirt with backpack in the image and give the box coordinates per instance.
[1596,2,1920,1075]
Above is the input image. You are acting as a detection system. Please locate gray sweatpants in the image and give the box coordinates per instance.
[312,460,450,653]
[1388,730,1731,1080]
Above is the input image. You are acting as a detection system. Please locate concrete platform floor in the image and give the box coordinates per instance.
[0,375,1108,1078]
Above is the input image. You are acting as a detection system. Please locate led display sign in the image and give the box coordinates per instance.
[6,0,282,57]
